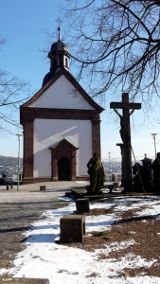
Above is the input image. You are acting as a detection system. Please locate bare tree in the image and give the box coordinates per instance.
[0,39,28,133]
[65,0,160,104]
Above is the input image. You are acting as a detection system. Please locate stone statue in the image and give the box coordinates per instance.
[87,152,105,195]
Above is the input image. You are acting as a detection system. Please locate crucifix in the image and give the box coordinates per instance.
[110,93,141,192]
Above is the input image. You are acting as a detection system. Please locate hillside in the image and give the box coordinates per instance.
[0,155,23,177]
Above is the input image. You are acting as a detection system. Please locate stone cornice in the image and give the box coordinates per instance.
[20,107,100,124]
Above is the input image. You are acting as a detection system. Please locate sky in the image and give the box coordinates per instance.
[0,0,160,161]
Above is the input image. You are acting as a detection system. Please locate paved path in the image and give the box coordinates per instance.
[0,181,88,202]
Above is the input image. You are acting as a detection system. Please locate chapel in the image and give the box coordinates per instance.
[20,29,104,183]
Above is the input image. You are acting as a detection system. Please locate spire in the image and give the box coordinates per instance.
[42,24,70,87]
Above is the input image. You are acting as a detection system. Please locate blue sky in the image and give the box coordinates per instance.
[0,0,159,161]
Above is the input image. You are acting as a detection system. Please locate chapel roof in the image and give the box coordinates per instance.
[21,67,104,112]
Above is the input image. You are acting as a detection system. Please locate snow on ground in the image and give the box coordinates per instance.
[1,196,160,283]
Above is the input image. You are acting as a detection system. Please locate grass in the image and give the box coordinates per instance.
[92,231,110,239]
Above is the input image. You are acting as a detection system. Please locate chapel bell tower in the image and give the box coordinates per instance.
[42,26,70,87]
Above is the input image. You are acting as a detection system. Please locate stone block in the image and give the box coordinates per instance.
[0,278,49,284]
[60,214,85,242]
[76,198,90,213]
[40,185,46,191]
[113,182,120,189]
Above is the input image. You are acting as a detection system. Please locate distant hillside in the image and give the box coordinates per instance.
[102,161,121,173]
[0,155,23,177]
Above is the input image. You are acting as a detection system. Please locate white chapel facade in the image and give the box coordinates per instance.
[20,34,104,183]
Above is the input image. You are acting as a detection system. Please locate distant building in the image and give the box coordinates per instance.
[20,29,104,183]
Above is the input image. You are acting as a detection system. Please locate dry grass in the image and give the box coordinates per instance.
[66,204,160,277]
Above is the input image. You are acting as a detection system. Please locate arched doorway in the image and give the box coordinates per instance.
[50,139,78,181]
[58,157,70,181]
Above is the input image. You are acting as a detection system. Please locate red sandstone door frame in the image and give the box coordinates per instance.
[49,139,78,181]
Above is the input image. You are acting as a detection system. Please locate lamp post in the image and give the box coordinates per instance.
[151,133,157,158]
[108,152,111,181]
[16,133,22,191]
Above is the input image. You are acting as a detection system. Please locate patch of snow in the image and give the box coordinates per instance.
[125,276,160,284]
[0,268,9,276]
[76,181,88,184]
[86,213,118,233]
[58,196,73,202]
[107,240,135,252]
[129,231,136,234]
[101,189,109,193]
[135,201,160,218]
[112,197,160,220]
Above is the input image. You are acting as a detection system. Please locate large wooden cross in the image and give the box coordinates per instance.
[110,93,141,192]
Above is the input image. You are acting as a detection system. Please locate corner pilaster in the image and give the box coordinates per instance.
[91,113,101,159]
[22,119,34,181]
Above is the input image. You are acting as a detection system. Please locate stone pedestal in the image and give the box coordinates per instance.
[76,198,90,213]
[60,215,85,242]
[40,185,46,191]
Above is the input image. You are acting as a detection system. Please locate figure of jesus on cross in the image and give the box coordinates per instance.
[110,93,141,192]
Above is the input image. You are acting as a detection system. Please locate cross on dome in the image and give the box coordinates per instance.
[56,17,62,41]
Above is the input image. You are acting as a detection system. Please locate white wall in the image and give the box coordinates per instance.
[33,119,92,178]
[30,75,94,110]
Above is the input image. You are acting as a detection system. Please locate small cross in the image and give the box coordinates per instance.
[56,17,62,40]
